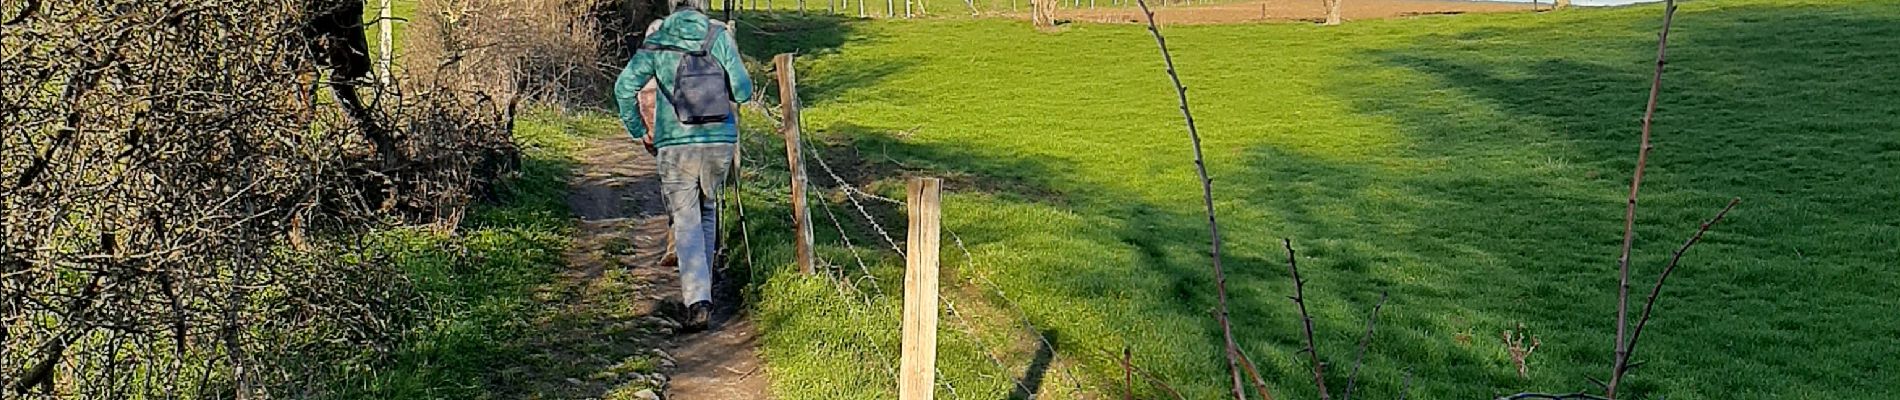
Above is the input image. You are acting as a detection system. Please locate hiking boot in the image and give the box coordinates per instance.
[684,300,713,332]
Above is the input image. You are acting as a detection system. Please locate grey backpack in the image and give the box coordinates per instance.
[645,23,734,125]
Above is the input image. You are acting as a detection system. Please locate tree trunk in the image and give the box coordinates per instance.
[1324,0,1342,25]
[378,0,392,85]
[1031,0,1057,29]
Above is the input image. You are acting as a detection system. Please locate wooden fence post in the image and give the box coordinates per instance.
[377,0,393,85]
[775,53,816,275]
[900,178,942,400]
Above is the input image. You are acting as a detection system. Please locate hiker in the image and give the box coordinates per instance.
[615,0,753,331]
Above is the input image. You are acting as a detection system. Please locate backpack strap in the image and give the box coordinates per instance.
[698,24,724,55]
[638,21,723,56]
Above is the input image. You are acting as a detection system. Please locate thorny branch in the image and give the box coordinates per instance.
[1234,347,1279,400]
[1118,349,1190,400]
[1342,291,1387,400]
[1284,239,1333,400]
[1131,0,1250,398]
[1609,0,1680,397]
[1615,198,1740,386]
[1603,0,1679,394]
[1123,348,1136,400]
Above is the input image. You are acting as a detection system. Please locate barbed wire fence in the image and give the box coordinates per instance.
[740,88,1129,398]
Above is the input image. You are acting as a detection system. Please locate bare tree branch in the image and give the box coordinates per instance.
[1124,352,1190,400]
[1234,346,1279,400]
[1613,198,1740,388]
[1342,291,1387,400]
[1,0,40,26]
[1,0,532,395]
[1132,0,1249,398]
[1609,1,1680,397]
[1284,239,1333,400]
[1122,347,1136,400]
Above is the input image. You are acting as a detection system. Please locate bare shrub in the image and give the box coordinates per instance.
[406,0,613,110]
[0,0,528,397]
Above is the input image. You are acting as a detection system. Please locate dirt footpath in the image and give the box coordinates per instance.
[566,135,772,400]
[1060,0,1538,24]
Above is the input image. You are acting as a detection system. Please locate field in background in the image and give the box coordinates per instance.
[730,0,1900,399]
[687,0,1537,22]
[1061,0,1536,25]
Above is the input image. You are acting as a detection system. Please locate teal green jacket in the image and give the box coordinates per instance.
[615,10,754,148]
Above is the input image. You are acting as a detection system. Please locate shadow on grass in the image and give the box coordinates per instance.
[815,123,1076,206]
[1007,329,1058,400]
[1271,4,1900,398]
[728,11,865,61]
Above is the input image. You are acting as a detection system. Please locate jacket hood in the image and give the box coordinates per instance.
[645,11,713,50]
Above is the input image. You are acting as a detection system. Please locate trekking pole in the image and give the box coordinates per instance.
[725,146,756,272]
[722,48,756,273]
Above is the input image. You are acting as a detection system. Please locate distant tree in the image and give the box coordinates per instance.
[379,0,392,85]
[1324,0,1342,25]
[1032,0,1057,29]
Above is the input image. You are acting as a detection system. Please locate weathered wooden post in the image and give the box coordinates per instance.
[774,53,816,275]
[899,178,942,400]
[377,0,393,85]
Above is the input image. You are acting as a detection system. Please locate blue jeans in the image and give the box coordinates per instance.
[657,143,734,305]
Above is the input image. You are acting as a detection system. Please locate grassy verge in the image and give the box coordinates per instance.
[315,110,675,400]
[315,109,578,399]
[732,1,1900,399]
